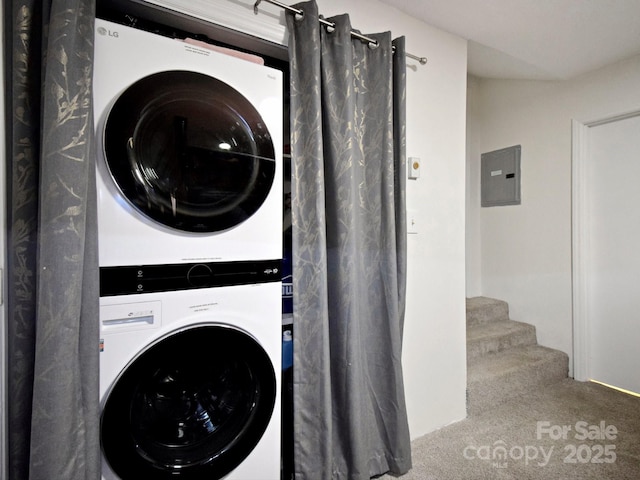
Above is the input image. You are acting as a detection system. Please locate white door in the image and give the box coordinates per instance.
[584,114,640,394]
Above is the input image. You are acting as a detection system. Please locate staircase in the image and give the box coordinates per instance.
[466,297,569,415]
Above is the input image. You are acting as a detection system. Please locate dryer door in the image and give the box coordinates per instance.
[102,70,276,233]
[101,325,276,479]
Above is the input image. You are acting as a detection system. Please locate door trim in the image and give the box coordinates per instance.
[571,119,589,382]
[571,109,640,382]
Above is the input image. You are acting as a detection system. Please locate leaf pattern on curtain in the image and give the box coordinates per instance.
[287,2,411,479]
[7,1,100,479]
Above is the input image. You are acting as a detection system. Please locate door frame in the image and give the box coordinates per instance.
[571,109,640,382]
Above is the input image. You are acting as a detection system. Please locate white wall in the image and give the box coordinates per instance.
[467,54,640,376]
[150,0,469,438]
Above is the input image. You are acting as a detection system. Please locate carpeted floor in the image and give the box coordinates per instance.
[380,379,640,479]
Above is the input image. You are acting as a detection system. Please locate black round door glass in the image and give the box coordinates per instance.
[103,71,276,232]
[101,326,276,479]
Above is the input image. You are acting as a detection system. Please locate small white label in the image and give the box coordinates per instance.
[491,169,503,177]
[408,157,420,179]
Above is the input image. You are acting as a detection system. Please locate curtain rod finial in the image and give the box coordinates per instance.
[405,52,428,65]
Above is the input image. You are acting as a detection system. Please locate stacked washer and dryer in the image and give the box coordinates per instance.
[93,18,283,480]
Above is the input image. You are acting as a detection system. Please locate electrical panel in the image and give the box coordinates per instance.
[481,145,521,207]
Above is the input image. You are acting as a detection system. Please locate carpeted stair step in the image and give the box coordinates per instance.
[466,296,509,326]
[467,320,537,362]
[467,345,569,415]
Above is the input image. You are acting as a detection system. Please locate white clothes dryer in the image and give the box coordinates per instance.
[93,18,283,266]
[99,266,281,480]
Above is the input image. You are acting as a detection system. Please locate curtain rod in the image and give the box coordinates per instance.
[253,0,428,65]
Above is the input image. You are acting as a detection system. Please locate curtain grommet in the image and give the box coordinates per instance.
[319,16,334,33]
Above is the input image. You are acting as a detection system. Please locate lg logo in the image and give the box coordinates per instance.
[97,26,119,38]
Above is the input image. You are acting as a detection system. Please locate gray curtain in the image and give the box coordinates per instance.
[6,1,100,479]
[287,1,411,478]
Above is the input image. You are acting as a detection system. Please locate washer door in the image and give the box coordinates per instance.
[103,70,276,233]
[101,325,276,479]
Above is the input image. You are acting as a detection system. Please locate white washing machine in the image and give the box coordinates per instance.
[93,18,283,266]
[94,17,283,479]
[99,273,281,480]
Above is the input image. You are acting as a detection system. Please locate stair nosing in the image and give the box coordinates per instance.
[467,345,569,382]
[467,319,535,339]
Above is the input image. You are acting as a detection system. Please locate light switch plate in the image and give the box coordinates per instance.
[407,209,418,234]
